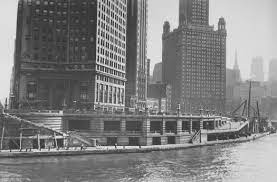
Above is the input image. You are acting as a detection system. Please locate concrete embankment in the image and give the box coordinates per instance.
[0,133,270,158]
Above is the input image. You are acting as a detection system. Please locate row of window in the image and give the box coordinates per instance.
[98,20,126,49]
[96,65,125,78]
[96,74,125,86]
[97,46,125,66]
[96,83,124,104]
[97,55,125,71]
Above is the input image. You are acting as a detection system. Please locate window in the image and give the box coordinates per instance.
[80,82,89,101]
[27,81,37,100]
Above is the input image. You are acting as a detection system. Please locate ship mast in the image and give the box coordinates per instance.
[247,81,252,118]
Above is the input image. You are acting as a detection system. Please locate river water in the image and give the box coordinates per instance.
[0,134,277,182]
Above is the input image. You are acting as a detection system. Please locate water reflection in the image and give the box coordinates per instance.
[0,135,277,182]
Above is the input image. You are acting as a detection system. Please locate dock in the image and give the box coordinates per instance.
[0,132,270,158]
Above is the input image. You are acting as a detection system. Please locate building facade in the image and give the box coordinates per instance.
[269,58,277,82]
[146,58,151,86]
[125,0,148,110]
[250,57,264,82]
[162,0,227,113]
[152,62,162,83]
[147,83,172,113]
[10,0,128,111]
[12,110,230,146]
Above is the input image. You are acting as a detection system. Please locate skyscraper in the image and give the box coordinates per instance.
[250,57,264,82]
[10,0,127,111]
[269,58,277,82]
[152,62,162,83]
[126,0,148,110]
[163,0,227,113]
[179,0,209,26]
[146,58,151,85]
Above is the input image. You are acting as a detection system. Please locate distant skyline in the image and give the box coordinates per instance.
[0,0,277,102]
[148,0,277,78]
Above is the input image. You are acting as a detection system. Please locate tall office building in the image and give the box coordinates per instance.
[146,58,151,85]
[179,0,209,26]
[250,57,264,82]
[152,62,162,83]
[269,58,277,82]
[126,0,148,110]
[10,0,128,111]
[163,0,227,113]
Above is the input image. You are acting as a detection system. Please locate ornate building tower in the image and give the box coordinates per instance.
[179,0,209,26]
[163,0,227,113]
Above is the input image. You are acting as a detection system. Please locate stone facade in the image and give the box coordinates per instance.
[162,0,227,113]
[12,111,230,146]
[11,0,127,111]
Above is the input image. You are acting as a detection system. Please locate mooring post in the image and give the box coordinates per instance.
[0,121,5,150]
[54,132,58,148]
[19,131,23,150]
[37,130,41,151]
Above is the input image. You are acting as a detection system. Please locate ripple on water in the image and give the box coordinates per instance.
[1,135,277,182]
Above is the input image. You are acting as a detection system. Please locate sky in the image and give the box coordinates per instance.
[0,0,276,103]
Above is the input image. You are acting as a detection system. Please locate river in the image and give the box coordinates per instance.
[0,134,277,182]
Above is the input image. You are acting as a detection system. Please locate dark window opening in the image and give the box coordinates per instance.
[167,136,176,144]
[150,121,162,133]
[182,121,190,132]
[165,121,177,133]
[152,137,161,145]
[68,120,90,131]
[27,81,37,100]
[80,82,89,101]
[104,121,120,131]
[126,121,142,132]
[129,137,139,146]
[192,121,200,131]
[107,137,117,146]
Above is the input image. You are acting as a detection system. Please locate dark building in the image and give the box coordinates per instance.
[10,0,128,111]
[147,83,172,113]
[152,62,162,83]
[162,0,227,113]
[269,58,277,82]
[125,0,148,110]
[146,58,151,85]
[179,0,209,26]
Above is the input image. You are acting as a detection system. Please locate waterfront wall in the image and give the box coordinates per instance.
[10,111,230,146]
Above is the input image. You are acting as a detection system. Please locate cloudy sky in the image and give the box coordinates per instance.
[0,0,276,103]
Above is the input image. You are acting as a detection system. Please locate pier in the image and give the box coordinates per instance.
[0,108,255,151]
[0,132,270,158]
